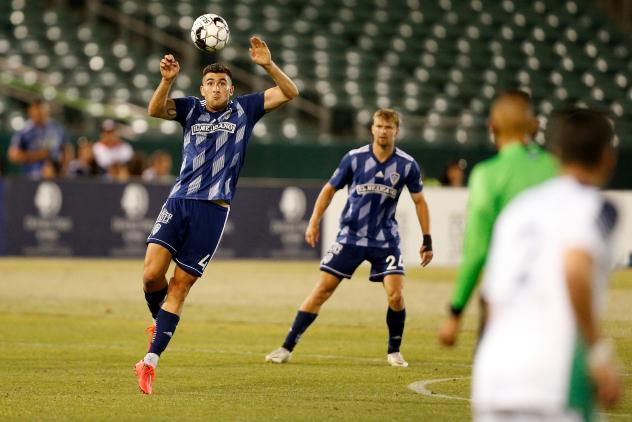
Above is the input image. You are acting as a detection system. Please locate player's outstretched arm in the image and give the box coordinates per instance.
[410,192,433,267]
[148,54,180,120]
[305,183,337,248]
[249,36,299,112]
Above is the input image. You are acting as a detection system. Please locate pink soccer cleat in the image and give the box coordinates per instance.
[134,360,155,395]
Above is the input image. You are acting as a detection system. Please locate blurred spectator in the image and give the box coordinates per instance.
[67,137,101,177]
[93,119,134,182]
[128,152,148,179]
[439,159,467,187]
[7,100,68,179]
[40,158,62,180]
[142,150,174,183]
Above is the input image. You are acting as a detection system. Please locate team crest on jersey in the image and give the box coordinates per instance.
[389,172,400,185]
[151,223,161,235]
[191,122,237,136]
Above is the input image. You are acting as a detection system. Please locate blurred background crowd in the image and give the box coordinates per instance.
[1,0,630,187]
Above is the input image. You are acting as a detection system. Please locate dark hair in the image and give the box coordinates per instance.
[548,107,614,168]
[202,63,232,80]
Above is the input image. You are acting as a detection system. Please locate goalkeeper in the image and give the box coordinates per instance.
[439,90,559,347]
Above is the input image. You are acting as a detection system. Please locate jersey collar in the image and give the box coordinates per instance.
[370,143,396,165]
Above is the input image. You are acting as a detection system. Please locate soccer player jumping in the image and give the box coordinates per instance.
[266,109,433,367]
[135,36,298,394]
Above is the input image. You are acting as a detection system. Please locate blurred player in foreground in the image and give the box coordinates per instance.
[439,90,559,346]
[134,36,298,394]
[266,109,433,367]
[472,107,621,421]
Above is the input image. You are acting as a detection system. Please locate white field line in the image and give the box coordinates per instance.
[408,377,631,418]
[408,377,471,401]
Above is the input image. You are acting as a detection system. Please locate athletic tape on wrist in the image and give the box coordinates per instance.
[423,234,433,251]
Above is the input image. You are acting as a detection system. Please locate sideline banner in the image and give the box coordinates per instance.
[323,186,632,267]
[1,179,320,259]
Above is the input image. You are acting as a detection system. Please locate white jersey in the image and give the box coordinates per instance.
[472,176,618,415]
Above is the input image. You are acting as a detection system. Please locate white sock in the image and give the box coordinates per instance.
[144,353,159,368]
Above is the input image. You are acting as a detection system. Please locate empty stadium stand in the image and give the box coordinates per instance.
[0,0,631,147]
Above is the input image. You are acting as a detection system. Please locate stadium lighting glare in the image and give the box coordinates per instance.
[84,43,99,57]
[42,86,57,101]
[282,120,298,139]
[252,122,267,138]
[10,11,24,25]
[119,57,135,72]
[456,128,467,144]
[404,98,418,111]
[22,70,37,86]
[131,119,149,134]
[89,56,105,72]
[178,16,194,31]
[14,25,28,40]
[423,127,437,142]
[376,96,390,108]
[115,104,131,119]
[159,120,178,135]
[87,103,104,117]
[323,93,337,107]
[10,115,25,131]
[43,10,57,25]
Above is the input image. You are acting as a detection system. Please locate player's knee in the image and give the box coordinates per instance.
[168,277,196,301]
[388,291,404,309]
[142,265,165,286]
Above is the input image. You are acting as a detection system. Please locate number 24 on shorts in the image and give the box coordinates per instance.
[386,255,404,270]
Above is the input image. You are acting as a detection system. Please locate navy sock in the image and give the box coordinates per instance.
[149,309,180,356]
[386,307,406,354]
[144,286,168,320]
[282,310,318,352]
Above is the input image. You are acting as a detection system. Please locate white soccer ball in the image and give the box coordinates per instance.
[191,14,230,53]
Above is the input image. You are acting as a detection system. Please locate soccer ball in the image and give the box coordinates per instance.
[191,14,230,53]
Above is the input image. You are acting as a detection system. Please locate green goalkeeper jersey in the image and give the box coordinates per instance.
[450,142,559,313]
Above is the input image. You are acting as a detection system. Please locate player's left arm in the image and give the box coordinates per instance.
[249,36,299,112]
[410,191,433,267]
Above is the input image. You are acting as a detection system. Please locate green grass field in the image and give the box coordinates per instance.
[1,259,630,421]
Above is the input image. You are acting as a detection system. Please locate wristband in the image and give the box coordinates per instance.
[423,234,433,251]
[448,304,462,317]
[588,339,613,369]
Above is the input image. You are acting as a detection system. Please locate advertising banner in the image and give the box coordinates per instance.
[1,179,320,260]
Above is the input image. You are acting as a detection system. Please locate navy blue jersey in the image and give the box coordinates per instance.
[169,93,265,202]
[329,145,423,248]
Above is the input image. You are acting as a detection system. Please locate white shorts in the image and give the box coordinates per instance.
[474,410,582,422]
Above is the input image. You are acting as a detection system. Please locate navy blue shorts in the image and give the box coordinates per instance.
[319,242,405,282]
[147,198,229,277]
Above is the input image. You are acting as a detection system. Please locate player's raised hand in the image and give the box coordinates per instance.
[305,222,320,248]
[160,54,180,81]
[249,36,272,67]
